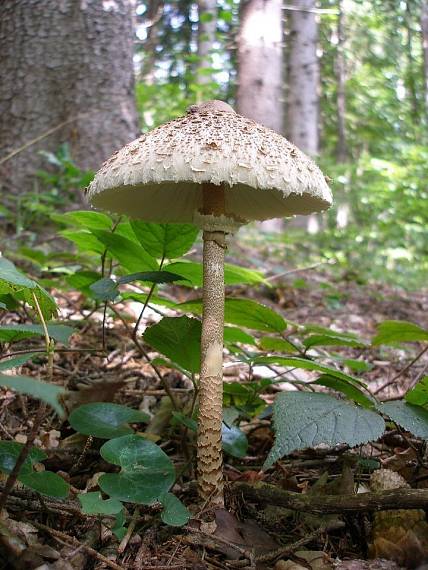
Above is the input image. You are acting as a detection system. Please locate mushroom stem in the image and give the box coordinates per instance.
[197,184,226,508]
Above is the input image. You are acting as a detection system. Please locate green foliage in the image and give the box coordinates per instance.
[378,401,428,438]
[0,374,65,417]
[69,403,150,439]
[99,435,176,504]
[264,392,386,468]
[405,376,428,407]
[373,320,428,345]
[0,441,69,498]
[78,492,123,516]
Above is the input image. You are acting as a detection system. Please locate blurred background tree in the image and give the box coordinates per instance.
[0,0,427,287]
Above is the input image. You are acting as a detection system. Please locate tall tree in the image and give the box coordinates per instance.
[422,0,428,121]
[286,0,320,156]
[336,0,348,162]
[0,0,138,193]
[237,0,284,134]
[197,0,217,87]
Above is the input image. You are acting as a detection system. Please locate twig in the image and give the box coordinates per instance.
[373,344,428,395]
[234,482,428,513]
[0,114,88,165]
[265,259,334,282]
[118,506,139,554]
[0,348,105,360]
[31,521,124,570]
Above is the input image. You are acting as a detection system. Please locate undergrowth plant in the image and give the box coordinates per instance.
[1,204,428,530]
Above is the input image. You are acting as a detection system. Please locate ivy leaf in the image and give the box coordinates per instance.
[78,492,123,515]
[264,392,385,468]
[159,492,190,526]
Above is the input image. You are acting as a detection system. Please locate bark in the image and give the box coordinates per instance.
[0,0,138,193]
[286,0,320,156]
[237,0,284,134]
[139,0,165,84]
[197,0,217,86]
[422,0,428,121]
[336,0,347,162]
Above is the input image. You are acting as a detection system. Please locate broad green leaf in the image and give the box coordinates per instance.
[166,261,265,287]
[143,316,201,374]
[303,333,367,349]
[172,412,197,432]
[222,424,248,458]
[78,492,123,515]
[406,376,428,407]
[315,374,375,409]
[0,324,74,344]
[253,356,365,385]
[379,401,428,438]
[264,392,385,468]
[52,211,113,231]
[112,510,127,540]
[159,492,190,526]
[0,354,38,371]
[130,221,199,259]
[373,320,428,345]
[0,374,66,417]
[90,278,119,302]
[179,298,286,333]
[223,407,240,427]
[0,442,46,475]
[224,327,256,346]
[121,291,177,309]
[61,229,106,255]
[19,471,69,498]
[91,230,157,272]
[99,435,175,504]
[91,272,187,303]
[259,337,299,353]
[69,403,149,439]
[0,257,36,290]
[342,359,373,373]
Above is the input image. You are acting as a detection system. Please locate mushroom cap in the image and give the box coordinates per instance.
[86,100,332,223]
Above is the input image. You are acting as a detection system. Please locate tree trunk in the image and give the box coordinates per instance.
[286,0,320,232]
[139,0,164,84]
[0,0,138,193]
[421,0,428,122]
[197,0,217,87]
[237,0,284,134]
[286,0,319,155]
[336,0,347,162]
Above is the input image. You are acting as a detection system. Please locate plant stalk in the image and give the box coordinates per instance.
[197,183,226,508]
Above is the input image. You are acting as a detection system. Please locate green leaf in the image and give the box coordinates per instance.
[315,374,375,409]
[0,354,38,371]
[130,221,199,259]
[165,261,265,287]
[19,471,69,498]
[179,298,286,333]
[373,320,428,345]
[171,411,197,432]
[0,324,74,344]
[342,359,373,373]
[52,210,113,231]
[303,333,367,349]
[78,492,123,515]
[253,356,365,386]
[264,392,385,468]
[222,424,248,458]
[99,435,175,504]
[61,229,106,255]
[223,407,240,427]
[65,271,101,295]
[0,374,66,417]
[259,337,299,353]
[0,257,36,290]
[91,230,157,272]
[159,492,190,526]
[69,403,149,439]
[224,327,256,346]
[117,271,186,285]
[143,316,201,374]
[379,401,428,438]
[405,376,428,407]
[0,441,46,475]
[111,510,127,540]
[90,278,119,302]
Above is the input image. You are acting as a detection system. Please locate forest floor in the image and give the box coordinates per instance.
[1,233,428,570]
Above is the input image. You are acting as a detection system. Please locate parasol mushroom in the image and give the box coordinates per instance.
[86,100,332,509]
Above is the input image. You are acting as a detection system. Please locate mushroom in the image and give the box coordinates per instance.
[86,100,332,509]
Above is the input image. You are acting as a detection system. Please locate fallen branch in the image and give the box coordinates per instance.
[234,482,428,514]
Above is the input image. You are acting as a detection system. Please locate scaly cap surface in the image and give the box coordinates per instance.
[86,100,332,222]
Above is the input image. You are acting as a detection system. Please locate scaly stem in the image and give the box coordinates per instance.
[197,231,225,507]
